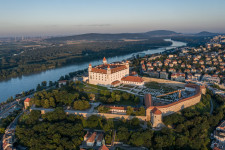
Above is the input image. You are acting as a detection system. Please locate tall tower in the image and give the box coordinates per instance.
[103,57,107,65]
[125,60,129,68]
[107,65,111,84]
[88,64,92,72]
[88,64,92,84]
[107,65,111,74]
[151,107,162,128]
[125,60,130,76]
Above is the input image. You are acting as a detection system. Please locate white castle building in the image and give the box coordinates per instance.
[88,57,144,86]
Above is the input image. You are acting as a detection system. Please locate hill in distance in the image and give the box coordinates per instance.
[195,31,219,36]
[47,30,181,42]
[145,30,180,36]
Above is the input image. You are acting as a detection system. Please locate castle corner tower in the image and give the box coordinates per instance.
[103,57,107,65]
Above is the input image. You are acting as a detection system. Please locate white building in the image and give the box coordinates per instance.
[86,132,97,147]
[88,57,129,86]
[121,76,145,86]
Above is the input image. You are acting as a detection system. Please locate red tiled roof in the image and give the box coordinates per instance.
[121,76,144,83]
[171,73,185,77]
[105,106,126,110]
[144,94,152,109]
[111,65,127,73]
[91,65,127,74]
[111,80,120,85]
[91,68,107,74]
[213,147,221,150]
[89,64,92,66]
[103,57,107,61]
[98,144,109,150]
[151,107,162,115]
[86,132,97,143]
[24,98,31,102]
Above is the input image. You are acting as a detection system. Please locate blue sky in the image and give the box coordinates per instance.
[0,0,225,37]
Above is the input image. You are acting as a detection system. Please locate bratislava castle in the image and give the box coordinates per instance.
[88,57,129,86]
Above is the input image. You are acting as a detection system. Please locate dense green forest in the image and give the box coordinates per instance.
[31,81,90,109]
[16,91,225,150]
[31,81,141,111]
[0,38,171,80]
[16,108,85,149]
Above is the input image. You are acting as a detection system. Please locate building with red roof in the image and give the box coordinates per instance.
[88,57,129,86]
[24,98,31,109]
[151,107,162,128]
[86,132,97,147]
[121,76,144,86]
[98,144,109,150]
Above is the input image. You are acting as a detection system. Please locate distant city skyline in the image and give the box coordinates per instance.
[1,0,225,37]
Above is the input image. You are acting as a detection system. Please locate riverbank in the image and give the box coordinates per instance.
[0,39,186,102]
[0,39,172,81]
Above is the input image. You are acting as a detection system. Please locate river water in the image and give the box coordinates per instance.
[0,39,186,102]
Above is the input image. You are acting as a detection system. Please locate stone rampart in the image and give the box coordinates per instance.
[148,85,202,116]
[30,108,146,121]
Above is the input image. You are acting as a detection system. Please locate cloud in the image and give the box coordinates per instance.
[72,24,111,27]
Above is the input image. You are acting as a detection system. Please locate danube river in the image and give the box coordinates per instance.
[0,39,186,102]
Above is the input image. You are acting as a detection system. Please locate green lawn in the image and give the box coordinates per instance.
[145,81,177,93]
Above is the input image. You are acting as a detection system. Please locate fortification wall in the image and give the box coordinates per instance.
[148,85,202,116]
[30,108,146,121]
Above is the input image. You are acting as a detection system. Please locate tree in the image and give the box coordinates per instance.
[122,93,130,100]
[98,106,110,113]
[36,84,42,91]
[131,117,140,127]
[43,99,50,108]
[0,128,5,134]
[49,81,54,87]
[134,97,140,104]
[126,106,134,115]
[117,127,130,143]
[142,130,154,148]
[135,107,145,116]
[129,132,144,147]
[115,95,121,102]
[86,115,100,128]
[49,97,56,108]
[41,81,47,87]
[73,100,90,110]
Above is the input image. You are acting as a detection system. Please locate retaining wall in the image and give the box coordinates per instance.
[147,85,203,116]
[30,108,146,121]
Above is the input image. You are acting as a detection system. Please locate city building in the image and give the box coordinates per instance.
[171,73,185,82]
[148,71,159,78]
[160,71,168,79]
[121,76,145,86]
[86,132,97,147]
